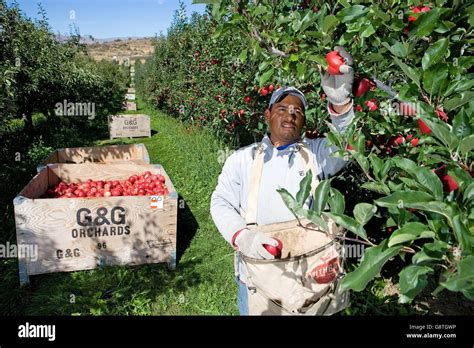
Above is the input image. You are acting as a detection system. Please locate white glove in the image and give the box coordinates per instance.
[321,46,354,106]
[234,229,277,260]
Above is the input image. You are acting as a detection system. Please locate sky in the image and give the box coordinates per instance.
[9,0,207,38]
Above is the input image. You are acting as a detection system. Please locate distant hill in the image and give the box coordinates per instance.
[85,37,155,64]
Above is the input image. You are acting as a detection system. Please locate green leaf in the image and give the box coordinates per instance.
[375,191,433,208]
[353,203,376,227]
[258,60,270,72]
[413,8,441,37]
[464,182,474,205]
[322,15,339,34]
[376,192,454,218]
[338,5,368,23]
[412,240,449,265]
[300,11,317,33]
[360,24,375,38]
[392,157,443,200]
[445,80,474,97]
[352,151,370,176]
[238,49,248,63]
[296,171,312,206]
[423,63,449,98]
[253,5,268,16]
[393,57,420,87]
[380,160,392,180]
[441,255,474,300]
[453,109,472,138]
[361,182,391,195]
[297,208,328,230]
[445,91,474,112]
[420,117,459,151]
[388,222,435,247]
[354,133,366,154]
[313,179,330,215]
[296,63,306,80]
[400,177,422,190]
[399,265,434,303]
[390,41,408,58]
[341,240,402,292]
[324,212,367,240]
[308,54,327,67]
[325,122,344,149]
[459,135,474,157]
[259,67,274,86]
[277,188,298,217]
[422,38,449,70]
[452,215,473,255]
[328,188,345,214]
[392,157,418,173]
[292,19,302,33]
[369,153,383,180]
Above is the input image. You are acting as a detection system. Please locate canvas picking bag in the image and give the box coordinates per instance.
[239,142,350,315]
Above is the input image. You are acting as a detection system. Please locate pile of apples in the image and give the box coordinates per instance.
[42,171,169,198]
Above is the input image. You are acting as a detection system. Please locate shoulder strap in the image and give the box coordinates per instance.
[244,141,320,225]
[245,143,265,225]
[297,142,320,193]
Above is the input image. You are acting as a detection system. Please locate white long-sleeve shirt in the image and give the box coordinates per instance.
[211,105,354,247]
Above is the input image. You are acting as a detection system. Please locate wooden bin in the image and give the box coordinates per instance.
[108,114,149,139]
[38,143,150,172]
[14,163,177,285]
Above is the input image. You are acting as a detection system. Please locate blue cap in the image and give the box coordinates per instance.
[268,86,308,110]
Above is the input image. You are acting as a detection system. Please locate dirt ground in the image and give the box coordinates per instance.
[383,278,474,315]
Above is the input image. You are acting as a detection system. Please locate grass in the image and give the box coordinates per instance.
[0,98,238,315]
[0,97,427,316]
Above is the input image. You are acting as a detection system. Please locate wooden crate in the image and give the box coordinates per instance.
[109,114,150,139]
[14,163,178,285]
[124,101,137,111]
[38,144,150,171]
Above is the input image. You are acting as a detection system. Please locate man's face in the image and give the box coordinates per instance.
[265,94,305,146]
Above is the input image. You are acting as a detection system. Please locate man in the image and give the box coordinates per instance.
[210,47,355,315]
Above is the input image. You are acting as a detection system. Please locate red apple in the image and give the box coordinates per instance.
[263,238,283,258]
[390,135,405,147]
[326,50,345,75]
[436,109,448,122]
[353,77,371,97]
[365,99,378,112]
[434,165,459,192]
[418,119,432,135]
[408,5,430,22]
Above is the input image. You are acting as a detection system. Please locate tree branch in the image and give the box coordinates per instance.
[239,6,290,58]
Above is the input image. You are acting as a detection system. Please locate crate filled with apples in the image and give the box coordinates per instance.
[41,171,169,199]
[13,162,178,285]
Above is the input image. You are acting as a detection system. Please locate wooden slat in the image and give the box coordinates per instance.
[14,163,178,279]
[40,144,150,167]
[19,168,49,199]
